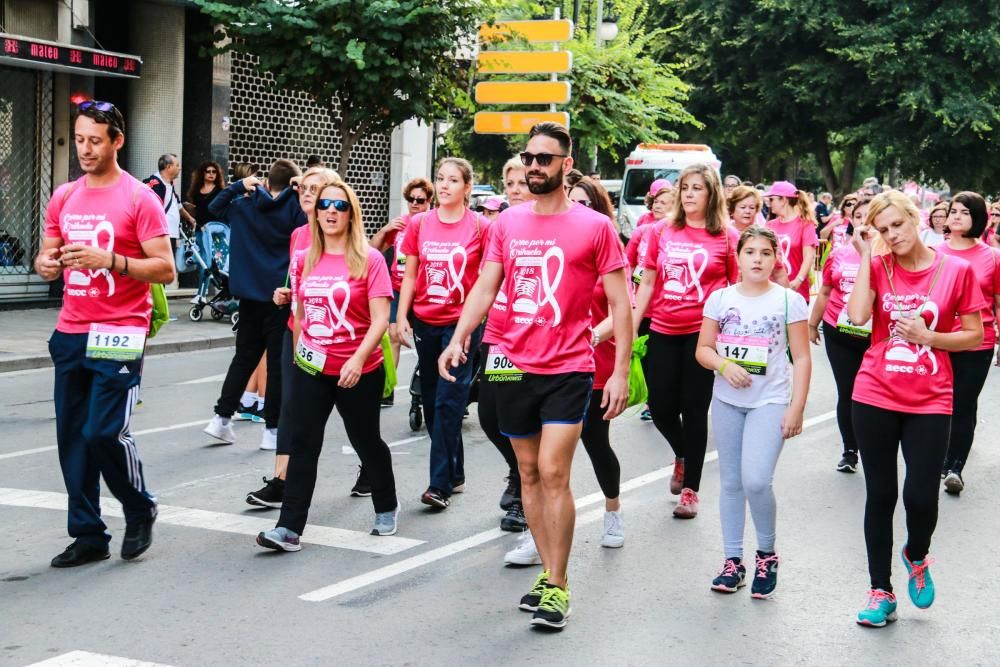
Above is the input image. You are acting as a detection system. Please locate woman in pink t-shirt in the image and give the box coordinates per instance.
[727,185,761,235]
[763,181,819,301]
[846,192,985,627]
[937,192,1000,494]
[808,199,872,475]
[397,157,489,509]
[820,194,858,252]
[633,164,739,519]
[256,178,398,551]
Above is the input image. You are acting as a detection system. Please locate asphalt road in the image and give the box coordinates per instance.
[1,344,998,666]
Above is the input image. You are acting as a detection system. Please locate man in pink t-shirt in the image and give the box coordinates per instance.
[439,123,632,631]
[34,102,174,568]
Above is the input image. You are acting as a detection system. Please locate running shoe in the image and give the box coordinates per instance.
[505,530,541,566]
[837,450,859,473]
[673,487,699,519]
[943,469,964,495]
[499,476,519,511]
[500,500,528,532]
[251,404,265,423]
[380,394,394,409]
[518,570,549,611]
[601,509,624,548]
[452,480,466,494]
[256,527,301,552]
[420,487,450,509]
[350,466,372,497]
[531,584,571,629]
[233,402,257,421]
[901,546,936,609]
[246,476,284,509]
[259,427,277,451]
[640,408,652,421]
[670,458,685,495]
[856,589,898,627]
[371,505,400,536]
[203,415,236,444]
[750,551,779,599]
[711,558,746,593]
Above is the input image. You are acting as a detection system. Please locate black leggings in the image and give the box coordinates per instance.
[581,389,621,499]
[645,331,714,492]
[279,365,396,535]
[945,349,993,471]
[822,322,869,453]
[276,328,294,456]
[477,342,520,491]
[852,402,950,592]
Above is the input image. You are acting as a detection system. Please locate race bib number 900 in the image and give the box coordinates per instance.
[716,334,769,376]
[85,324,146,361]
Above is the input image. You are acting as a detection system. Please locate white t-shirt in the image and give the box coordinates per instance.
[919,227,945,247]
[703,283,808,408]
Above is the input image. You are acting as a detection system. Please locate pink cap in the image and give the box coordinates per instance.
[764,181,798,198]
[649,178,672,197]
[481,196,504,211]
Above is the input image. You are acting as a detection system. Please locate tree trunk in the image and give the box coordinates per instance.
[837,145,860,197]
[814,139,838,195]
[337,128,359,180]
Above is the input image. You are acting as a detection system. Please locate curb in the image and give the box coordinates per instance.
[0,334,235,373]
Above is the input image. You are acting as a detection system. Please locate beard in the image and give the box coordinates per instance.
[526,170,564,195]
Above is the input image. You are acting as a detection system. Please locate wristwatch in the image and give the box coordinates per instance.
[591,330,601,347]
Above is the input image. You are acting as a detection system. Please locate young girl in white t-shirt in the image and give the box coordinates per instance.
[695,226,812,599]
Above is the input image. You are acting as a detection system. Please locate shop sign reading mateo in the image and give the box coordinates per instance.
[1,33,142,78]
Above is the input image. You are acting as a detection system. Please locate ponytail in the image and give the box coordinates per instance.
[795,191,816,225]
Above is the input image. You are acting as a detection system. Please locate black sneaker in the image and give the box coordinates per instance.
[246,476,284,508]
[121,518,155,561]
[943,468,965,495]
[531,584,571,629]
[50,540,110,568]
[420,487,450,509]
[711,558,746,593]
[380,394,394,409]
[750,551,779,599]
[836,450,859,473]
[500,500,528,532]
[351,466,372,497]
[519,570,549,611]
[499,475,520,511]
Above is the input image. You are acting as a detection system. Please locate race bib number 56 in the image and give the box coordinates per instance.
[716,334,769,376]
[295,337,327,375]
[85,324,146,361]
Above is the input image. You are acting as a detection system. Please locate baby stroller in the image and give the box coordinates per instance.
[188,221,239,326]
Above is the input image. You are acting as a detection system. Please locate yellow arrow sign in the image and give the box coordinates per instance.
[477,51,572,75]
[475,81,571,105]
[474,111,571,135]
[479,19,574,44]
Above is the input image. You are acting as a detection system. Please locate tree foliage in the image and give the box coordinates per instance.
[656,0,1000,194]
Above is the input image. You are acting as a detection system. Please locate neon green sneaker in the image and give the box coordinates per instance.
[518,570,549,612]
[531,584,571,629]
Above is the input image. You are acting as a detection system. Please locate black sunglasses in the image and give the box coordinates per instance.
[317,198,351,212]
[519,152,568,167]
[405,196,428,205]
[574,199,593,208]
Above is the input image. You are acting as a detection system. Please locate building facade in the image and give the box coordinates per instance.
[0,0,432,304]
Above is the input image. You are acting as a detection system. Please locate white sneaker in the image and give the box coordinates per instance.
[203,415,236,444]
[189,295,202,304]
[504,530,541,565]
[259,428,277,451]
[601,509,624,548]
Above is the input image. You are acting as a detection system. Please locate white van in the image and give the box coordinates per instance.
[618,143,721,237]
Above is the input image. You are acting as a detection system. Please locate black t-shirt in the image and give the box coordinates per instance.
[189,186,222,227]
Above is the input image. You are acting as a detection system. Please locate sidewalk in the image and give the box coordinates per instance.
[0,298,236,372]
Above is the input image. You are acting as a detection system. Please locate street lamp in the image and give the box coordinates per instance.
[595,0,618,47]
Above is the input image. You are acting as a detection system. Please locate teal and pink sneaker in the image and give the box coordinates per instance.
[856,589,898,627]
[901,546,935,609]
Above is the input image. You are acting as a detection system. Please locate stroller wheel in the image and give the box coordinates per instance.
[210,308,224,321]
[409,407,422,432]
[188,305,204,322]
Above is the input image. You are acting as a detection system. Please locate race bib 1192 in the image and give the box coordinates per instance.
[85,324,146,361]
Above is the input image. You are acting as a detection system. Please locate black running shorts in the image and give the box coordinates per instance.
[495,371,594,438]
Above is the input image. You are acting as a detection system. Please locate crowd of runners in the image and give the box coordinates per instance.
[33,101,1000,632]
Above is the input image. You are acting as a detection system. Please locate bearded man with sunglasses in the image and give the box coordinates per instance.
[35,101,175,567]
[202,160,307,449]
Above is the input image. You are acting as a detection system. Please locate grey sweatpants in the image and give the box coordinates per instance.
[711,398,786,559]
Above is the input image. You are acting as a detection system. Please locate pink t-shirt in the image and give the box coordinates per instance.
[643,222,739,335]
[286,225,312,330]
[821,245,869,336]
[296,248,392,376]
[481,220,507,345]
[830,220,850,251]
[635,211,657,228]
[625,223,655,288]
[384,216,412,294]
[852,251,986,415]
[487,202,625,375]
[766,216,819,301]
[401,208,489,326]
[44,173,169,334]
[937,243,1000,350]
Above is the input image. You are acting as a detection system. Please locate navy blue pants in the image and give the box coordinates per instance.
[49,331,157,547]
[413,318,482,495]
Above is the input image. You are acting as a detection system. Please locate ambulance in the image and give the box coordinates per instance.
[618,143,721,237]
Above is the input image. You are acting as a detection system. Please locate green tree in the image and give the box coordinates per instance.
[192,0,495,176]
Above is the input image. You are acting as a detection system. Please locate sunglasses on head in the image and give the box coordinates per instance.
[519,152,568,167]
[78,100,117,113]
[405,196,428,205]
[574,199,593,208]
[317,198,351,212]
[295,183,320,195]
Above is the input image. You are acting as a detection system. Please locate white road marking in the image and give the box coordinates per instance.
[177,372,227,385]
[0,445,56,461]
[342,435,426,455]
[0,487,425,556]
[25,651,172,667]
[300,410,838,601]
